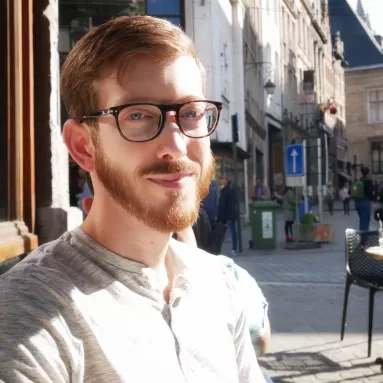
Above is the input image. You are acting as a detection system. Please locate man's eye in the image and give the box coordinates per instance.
[130,113,145,120]
[183,110,204,119]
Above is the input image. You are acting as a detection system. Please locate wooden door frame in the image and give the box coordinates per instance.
[0,0,38,263]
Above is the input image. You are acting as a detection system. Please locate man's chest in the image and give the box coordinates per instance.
[73,285,239,383]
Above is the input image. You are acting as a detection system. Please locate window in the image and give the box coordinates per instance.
[147,0,183,26]
[372,142,383,174]
[368,89,383,123]
[59,1,183,56]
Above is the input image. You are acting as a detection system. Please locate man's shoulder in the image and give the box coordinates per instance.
[0,232,83,304]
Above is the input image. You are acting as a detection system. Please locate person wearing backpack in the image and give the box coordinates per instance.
[351,167,373,231]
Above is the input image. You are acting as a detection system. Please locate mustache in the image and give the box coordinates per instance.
[139,161,200,177]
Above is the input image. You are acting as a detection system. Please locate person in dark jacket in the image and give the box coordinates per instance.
[217,177,238,256]
[202,179,218,229]
[355,166,373,231]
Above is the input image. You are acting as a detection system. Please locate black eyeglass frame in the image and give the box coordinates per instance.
[80,100,223,143]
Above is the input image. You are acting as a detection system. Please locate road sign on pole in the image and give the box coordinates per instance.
[286,144,303,176]
[286,144,304,187]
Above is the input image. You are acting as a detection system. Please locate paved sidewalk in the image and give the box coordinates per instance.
[221,208,383,382]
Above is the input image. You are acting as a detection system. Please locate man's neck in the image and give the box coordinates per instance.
[81,197,172,272]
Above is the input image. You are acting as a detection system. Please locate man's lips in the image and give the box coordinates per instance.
[147,172,194,182]
[146,172,194,189]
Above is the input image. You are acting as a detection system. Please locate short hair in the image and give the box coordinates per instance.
[61,16,205,122]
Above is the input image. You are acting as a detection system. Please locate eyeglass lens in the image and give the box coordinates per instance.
[117,101,218,141]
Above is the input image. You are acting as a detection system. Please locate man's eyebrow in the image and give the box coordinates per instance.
[112,96,206,105]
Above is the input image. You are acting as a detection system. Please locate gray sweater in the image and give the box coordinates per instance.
[0,228,265,383]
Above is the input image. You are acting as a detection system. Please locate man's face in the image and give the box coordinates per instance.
[90,56,214,232]
[256,178,262,186]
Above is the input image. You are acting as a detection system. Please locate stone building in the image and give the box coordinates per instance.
[329,0,383,181]
[272,0,347,194]
[344,65,383,179]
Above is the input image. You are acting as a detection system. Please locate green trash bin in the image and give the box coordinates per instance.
[249,201,279,250]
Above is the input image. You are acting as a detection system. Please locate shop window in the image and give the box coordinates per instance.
[372,142,383,174]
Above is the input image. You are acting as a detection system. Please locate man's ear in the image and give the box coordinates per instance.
[63,119,95,172]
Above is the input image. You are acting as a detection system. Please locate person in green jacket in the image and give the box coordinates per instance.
[283,187,296,242]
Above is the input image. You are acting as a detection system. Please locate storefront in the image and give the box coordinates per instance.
[0,0,38,264]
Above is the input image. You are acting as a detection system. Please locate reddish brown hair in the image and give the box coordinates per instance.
[61,16,205,121]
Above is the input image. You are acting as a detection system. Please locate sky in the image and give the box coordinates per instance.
[349,0,383,36]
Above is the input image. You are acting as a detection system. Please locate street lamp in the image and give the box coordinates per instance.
[264,79,276,96]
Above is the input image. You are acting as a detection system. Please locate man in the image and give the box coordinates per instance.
[77,168,93,219]
[0,16,265,383]
[202,179,219,228]
[218,176,238,256]
[253,178,271,201]
[353,166,373,231]
[326,182,335,215]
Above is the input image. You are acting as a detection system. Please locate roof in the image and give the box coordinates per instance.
[328,0,383,68]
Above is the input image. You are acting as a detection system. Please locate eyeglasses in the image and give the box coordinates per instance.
[81,100,223,143]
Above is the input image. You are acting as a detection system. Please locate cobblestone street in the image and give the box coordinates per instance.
[221,203,383,382]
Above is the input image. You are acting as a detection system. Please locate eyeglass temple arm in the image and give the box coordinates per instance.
[82,108,113,120]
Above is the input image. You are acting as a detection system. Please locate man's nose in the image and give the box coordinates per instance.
[155,113,187,161]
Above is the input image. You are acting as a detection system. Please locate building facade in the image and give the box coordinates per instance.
[276,0,347,195]
[345,65,383,180]
[241,0,266,202]
[261,0,283,192]
[329,0,383,182]
[188,0,250,219]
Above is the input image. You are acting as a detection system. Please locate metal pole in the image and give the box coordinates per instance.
[232,115,243,253]
[324,134,329,185]
[295,187,300,244]
[303,139,308,213]
[318,137,323,222]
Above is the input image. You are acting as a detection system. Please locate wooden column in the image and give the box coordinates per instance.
[0,0,38,263]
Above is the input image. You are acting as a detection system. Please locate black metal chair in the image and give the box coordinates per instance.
[341,229,383,358]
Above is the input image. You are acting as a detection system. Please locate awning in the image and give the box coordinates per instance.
[337,169,352,180]
[210,141,251,160]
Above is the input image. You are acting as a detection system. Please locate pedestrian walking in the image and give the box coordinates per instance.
[326,182,335,215]
[351,166,373,231]
[0,16,266,383]
[202,179,218,229]
[340,182,350,215]
[253,178,271,201]
[283,187,295,242]
[217,176,238,257]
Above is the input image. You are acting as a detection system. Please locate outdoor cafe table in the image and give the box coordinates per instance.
[364,246,383,372]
